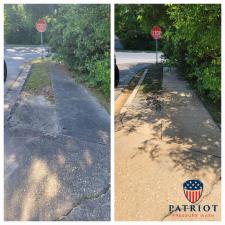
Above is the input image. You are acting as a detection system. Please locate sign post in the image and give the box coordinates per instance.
[36,19,47,59]
[156,39,158,64]
[150,25,162,64]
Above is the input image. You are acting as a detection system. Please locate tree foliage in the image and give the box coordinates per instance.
[116,4,221,104]
[48,5,110,98]
[163,4,221,103]
[4,4,110,100]
[115,4,168,50]
[4,4,57,44]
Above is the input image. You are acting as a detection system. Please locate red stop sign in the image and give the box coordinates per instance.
[151,25,162,40]
[36,19,47,33]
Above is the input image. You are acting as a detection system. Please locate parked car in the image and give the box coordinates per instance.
[115,56,119,87]
[4,60,7,82]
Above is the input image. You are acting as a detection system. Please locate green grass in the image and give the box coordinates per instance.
[25,59,54,102]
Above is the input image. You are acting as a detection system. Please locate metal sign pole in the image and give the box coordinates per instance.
[156,39,158,64]
[41,32,43,59]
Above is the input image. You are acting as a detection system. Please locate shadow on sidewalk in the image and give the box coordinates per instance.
[116,65,221,180]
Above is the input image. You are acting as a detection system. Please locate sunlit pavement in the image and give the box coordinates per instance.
[4,45,44,93]
[115,51,163,100]
[116,51,163,65]
[115,67,221,221]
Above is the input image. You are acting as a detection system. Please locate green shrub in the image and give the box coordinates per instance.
[163,4,221,104]
[48,5,110,100]
[86,52,110,99]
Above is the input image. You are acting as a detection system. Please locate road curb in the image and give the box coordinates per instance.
[120,68,148,114]
[4,63,32,124]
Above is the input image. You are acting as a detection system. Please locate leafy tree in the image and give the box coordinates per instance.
[4,4,110,99]
[4,4,57,44]
[116,4,221,104]
[48,5,110,98]
[115,4,168,50]
[163,4,221,103]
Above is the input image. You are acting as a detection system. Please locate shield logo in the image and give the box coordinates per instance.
[183,180,203,203]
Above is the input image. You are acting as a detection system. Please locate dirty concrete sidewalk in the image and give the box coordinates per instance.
[115,67,220,221]
[51,64,110,144]
[4,63,110,221]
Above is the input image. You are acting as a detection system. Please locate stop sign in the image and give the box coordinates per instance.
[36,19,47,32]
[151,25,162,40]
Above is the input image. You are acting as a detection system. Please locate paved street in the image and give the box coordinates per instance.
[115,67,221,221]
[4,45,43,93]
[4,62,110,221]
[115,51,163,99]
[116,51,163,65]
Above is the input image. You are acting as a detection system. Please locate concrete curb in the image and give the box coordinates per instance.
[120,68,148,114]
[4,63,32,124]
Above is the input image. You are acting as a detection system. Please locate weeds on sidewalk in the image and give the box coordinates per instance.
[141,64,163,94]
[24,59,54,102]
[140,64,163,113]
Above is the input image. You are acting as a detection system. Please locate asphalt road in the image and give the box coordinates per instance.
[116,51,163,65]
[4,45,43,93]
[115,51,163,99]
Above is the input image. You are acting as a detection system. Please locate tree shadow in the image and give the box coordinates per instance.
[4,128,110,221]
[116,65,221,180]
[4,69,110,220]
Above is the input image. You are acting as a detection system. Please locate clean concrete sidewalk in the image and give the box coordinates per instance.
[4,63,110,221]
[115,67,220,221]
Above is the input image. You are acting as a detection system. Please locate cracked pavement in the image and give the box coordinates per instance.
[58,186,110,221]
[4,63,110,221]
[115,67,220,221]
